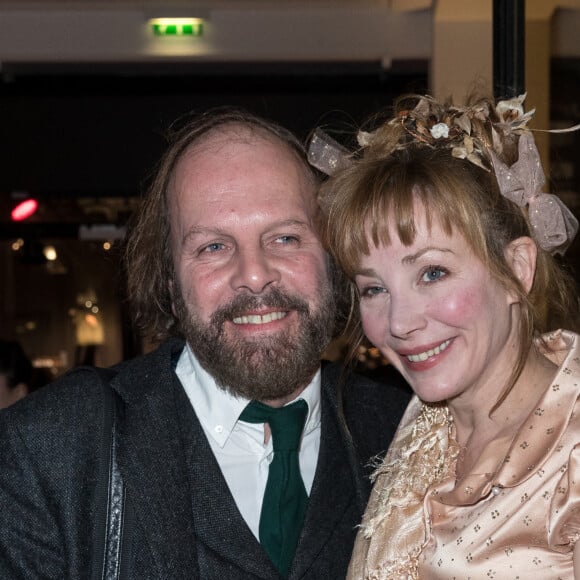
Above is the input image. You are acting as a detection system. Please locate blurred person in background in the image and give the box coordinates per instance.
[0,339,34,410]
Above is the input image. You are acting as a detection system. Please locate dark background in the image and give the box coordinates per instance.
[0,60,428,231]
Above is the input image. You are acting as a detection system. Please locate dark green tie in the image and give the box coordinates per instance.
[239,399,309,578]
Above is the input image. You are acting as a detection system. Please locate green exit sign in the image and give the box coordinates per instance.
[150,18,204,36]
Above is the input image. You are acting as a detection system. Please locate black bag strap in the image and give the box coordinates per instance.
[91,367,132,580]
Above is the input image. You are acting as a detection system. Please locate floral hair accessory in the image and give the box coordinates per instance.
[308,93,579,255]
[383,94,534,171]
[491,132,579,255]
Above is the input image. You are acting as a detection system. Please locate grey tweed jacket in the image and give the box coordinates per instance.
[0,338,410,579]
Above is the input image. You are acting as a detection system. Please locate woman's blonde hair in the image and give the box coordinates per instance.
[318,94,580,404]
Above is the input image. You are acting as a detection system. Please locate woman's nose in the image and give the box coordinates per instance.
[388,290,427,339]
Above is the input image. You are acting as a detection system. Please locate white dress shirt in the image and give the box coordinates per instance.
[175,343,322,540]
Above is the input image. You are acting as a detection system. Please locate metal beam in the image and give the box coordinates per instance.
[493,0,525,98]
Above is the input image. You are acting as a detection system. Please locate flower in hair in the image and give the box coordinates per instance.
[430,122,449,139]
[385,95,497,171]
[308,93,578,255]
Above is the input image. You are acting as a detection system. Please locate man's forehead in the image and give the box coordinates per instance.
[173,125,316,196]
[187,122,286,156]
[169,126,317,216]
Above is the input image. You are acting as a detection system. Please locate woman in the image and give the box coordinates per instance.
[313,94,580,578]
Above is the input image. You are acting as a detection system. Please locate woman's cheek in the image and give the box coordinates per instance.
[360,305,385,347]
[430,285,484,325]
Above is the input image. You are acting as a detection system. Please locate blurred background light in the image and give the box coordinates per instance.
[11,199,38,222]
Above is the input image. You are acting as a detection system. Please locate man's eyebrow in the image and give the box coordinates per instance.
[181,226,228,247]
[180,219,311,246]
[265,219,311,230]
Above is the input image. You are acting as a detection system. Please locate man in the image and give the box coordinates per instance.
[0,108,410,578]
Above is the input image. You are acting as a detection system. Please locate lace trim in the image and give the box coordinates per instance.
[361,403,461,578]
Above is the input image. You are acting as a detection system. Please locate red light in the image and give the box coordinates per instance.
[11,199,38,221]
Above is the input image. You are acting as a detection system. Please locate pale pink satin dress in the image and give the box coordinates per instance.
[348,330,580,579]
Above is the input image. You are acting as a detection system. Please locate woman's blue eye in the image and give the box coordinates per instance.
[421,267,446,282]
[360,286,385,297]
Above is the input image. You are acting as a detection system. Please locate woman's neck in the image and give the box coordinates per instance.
[449,345,558,476]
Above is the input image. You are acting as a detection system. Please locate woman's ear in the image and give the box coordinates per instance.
[505,236,537,294]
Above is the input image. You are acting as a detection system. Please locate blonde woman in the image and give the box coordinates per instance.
[314,94,580,578]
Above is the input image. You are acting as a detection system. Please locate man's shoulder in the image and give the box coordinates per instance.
[0,365,108,464]
[321,360,411,411]
[321,360,411,458]
[0,338,183,433]
[3,365,105,420]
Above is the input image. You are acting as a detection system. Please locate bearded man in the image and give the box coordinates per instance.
[0,108,410,579]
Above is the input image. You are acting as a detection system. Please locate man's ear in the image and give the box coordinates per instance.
[505,236,537,295]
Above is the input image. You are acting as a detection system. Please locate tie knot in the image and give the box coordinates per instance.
[239,399,308,451]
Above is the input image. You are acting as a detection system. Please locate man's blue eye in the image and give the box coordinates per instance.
[204,243,224,252]
[276,236,298,244]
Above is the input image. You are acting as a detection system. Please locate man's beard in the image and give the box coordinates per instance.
[173,283,336,401]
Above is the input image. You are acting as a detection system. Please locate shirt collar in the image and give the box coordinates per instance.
[175,342,322,448]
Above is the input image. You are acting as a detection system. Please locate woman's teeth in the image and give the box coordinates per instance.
[406,339,451,362]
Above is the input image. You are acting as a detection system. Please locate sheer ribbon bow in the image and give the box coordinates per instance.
[491,132,578,255]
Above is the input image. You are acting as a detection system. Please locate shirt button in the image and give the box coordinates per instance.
[215,425,224,434]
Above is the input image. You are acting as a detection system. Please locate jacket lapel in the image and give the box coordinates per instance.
[290,369,361,578]
[111,341,199,577]
[174,381,278,579]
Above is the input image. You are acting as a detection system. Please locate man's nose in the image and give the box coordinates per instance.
[230,247,281,294]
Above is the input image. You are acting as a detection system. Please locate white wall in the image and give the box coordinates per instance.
[0,4,432,64]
